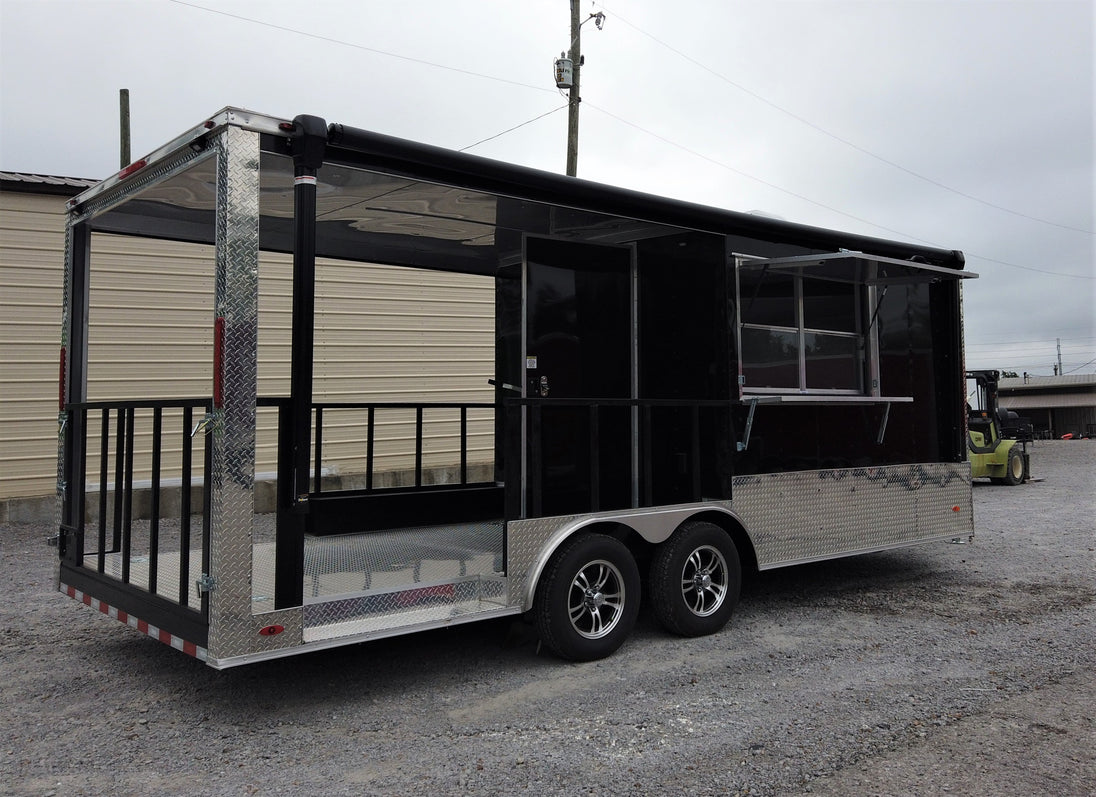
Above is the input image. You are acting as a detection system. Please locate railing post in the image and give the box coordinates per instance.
[415,406,424,487]
[121,407,135,583]
[179,405,193,606]
[460,406,468,485]
[97,409,109,573]
[112,407,125,554]
[313,406,324,494]
[200,407,213,617]
[149,406,162,593]
[366,406,375,491]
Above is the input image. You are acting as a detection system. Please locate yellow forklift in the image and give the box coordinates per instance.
[966,370,1031,485]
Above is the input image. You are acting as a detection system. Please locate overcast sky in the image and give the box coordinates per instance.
[2,0,1093,375]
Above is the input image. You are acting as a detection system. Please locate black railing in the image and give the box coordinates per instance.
[512,397,736,518]
[64,398,212,616]
[311,402,495,494]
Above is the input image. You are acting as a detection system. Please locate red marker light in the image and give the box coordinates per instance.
[259,625,285,636]
[118,159,147,180]
[213,316,225,409]
[952,506,961,512]
[58,346,67,410]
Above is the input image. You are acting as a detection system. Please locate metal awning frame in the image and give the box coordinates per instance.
[740,251,978,284]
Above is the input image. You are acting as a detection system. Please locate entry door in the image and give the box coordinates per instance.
[523,237,634,517]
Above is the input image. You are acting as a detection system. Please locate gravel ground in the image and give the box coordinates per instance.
[2,441,1094,796]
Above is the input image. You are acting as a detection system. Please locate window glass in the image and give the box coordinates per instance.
[804,333,861,390]
[739,269,796,328]
[803,278,857,333]
[741,327,799,389]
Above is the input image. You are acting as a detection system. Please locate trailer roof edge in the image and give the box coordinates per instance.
[327,121,966,269]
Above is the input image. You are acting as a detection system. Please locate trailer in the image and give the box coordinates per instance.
[55,108,976,668]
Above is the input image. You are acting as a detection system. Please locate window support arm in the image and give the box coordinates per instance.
[867,285,889,332]
[876,401,891,445]
[737,398,759,452]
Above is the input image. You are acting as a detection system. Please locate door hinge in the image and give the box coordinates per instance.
[191,412,218,437]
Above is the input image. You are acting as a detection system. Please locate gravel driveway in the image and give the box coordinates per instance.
[3,441,1093,796]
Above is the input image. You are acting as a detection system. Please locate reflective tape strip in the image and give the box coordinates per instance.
[294,175,317,186]
[62,583,207,662]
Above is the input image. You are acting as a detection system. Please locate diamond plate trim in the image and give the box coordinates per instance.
[506,513,582,610]
[731,462,973,568]
[506,462,971,610]
[69,146,216,226]
[205,125,304,660]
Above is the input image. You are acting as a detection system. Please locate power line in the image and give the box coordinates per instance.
[166,0,556,95]
[584,101,921,241]
[1064,357,1096,374]
[967,339,1095,347]
[585,101,1096,281]
[967,253,1095,280]
[460,104,568,152]
[165,0,1094,282]
[594,2,1094,236]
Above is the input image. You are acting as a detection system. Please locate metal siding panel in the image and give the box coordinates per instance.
[1001,393,1096,410]
[0,191,67,499]
[2,189,497,503]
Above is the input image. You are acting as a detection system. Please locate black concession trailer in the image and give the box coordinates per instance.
[56,108,976,667]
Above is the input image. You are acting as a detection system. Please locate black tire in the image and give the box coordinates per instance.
[534,533,641,661]
[650,521,741,637]
[1004,446,1025,485]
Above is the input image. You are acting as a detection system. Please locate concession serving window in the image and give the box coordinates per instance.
[735,251,977,402]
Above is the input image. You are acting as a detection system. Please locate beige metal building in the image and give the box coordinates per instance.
[0,172,496,520]
[999,373,1096,438]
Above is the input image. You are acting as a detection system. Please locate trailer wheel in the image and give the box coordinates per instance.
[1004,446,1025,485]
[650,521,741,637]
[534,533,640,661]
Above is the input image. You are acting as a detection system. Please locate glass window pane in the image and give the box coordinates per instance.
[739,268,796,327]
[803,278,857,332]
[742,327,799,389]
[804,333,860,390]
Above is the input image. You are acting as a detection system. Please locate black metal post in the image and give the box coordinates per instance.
[366,406,375,490]
[288,115,326,510]
[179,406,193,605]
[415,407,424,487]
[276,115,326,609]
[460,406,468,485]
[313,407,324,494]
[274,400,303,609]
[149,407,162,592]
[60,222,90,562]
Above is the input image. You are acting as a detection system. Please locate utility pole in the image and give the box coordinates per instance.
[566,1,581,177]
[119,89,131,168]
[1057,337,1063,375]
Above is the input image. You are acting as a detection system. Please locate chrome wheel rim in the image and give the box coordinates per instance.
[568,559,626,639]
[680,545,729,617]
